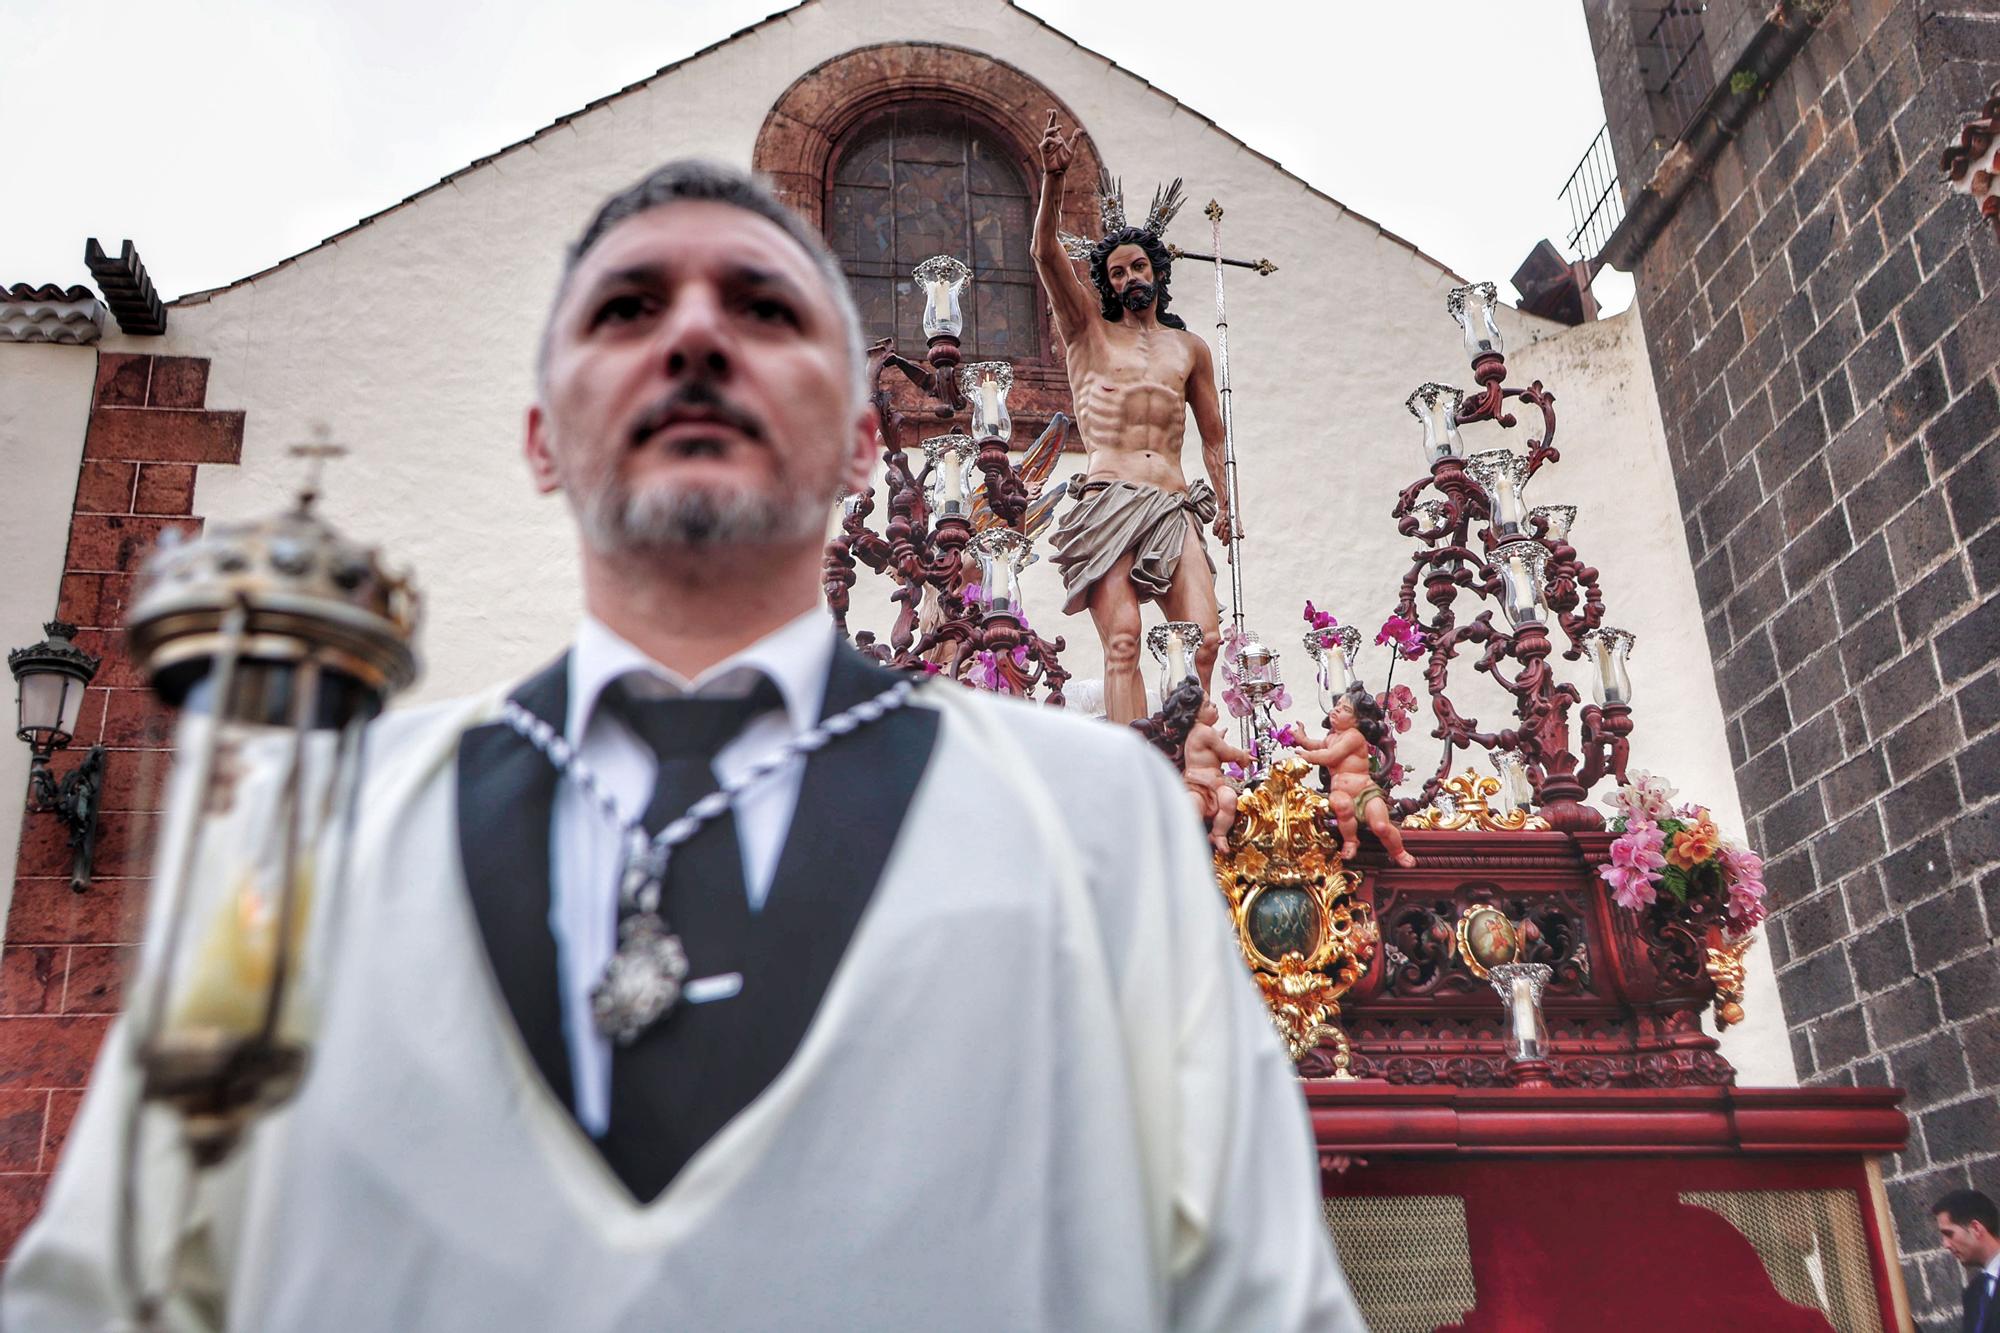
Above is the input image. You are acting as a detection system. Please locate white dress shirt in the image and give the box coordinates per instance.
[551,609,835,1135]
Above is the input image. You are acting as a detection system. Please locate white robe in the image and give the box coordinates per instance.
[3,683,1360,1331]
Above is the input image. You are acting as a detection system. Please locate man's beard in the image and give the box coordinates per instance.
[1119,281,1156,313]
[576,471,831,554]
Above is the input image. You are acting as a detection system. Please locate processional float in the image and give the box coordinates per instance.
[829,210,1913,1328]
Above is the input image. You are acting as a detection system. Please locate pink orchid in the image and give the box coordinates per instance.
[1270,685,1293,711]
[1722,846,1768,925]
[1302,600,1339,631]
[921,661,944,676]
[1379,684,1417,734]
[1383,762,1405,787]
[1271,722,1303,748]
[1221,686,1251,719]
[961,581,985,605]
[1376,614,1425,659]
[1222,761,1248,783]
[1600,818,1667,910]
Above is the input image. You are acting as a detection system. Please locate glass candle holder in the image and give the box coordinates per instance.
[1492,749,1533,817]
[1405,383,1467,467]
[913,255,971,341]
[1466,449,1533,541]
[1493,540,1551,630]
[1487,961,1552,1063]
[922,433,977,518]
[968,527,1030,620]
[1582,626,1636,706]
[1148,621,1203,699]
[1302,624,1360,715]
[1529,504,1577,543]
[959,362,1014,443]
[1447,280,1505,361]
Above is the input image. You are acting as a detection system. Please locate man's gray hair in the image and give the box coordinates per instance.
[540,159,869,396]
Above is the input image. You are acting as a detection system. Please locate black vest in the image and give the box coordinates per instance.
[454,643,939,1199]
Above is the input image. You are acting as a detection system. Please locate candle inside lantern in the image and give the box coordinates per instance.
[980,375,1000,425]
[170,864,316,1042]
[1509,973,1541,1055]
[913,255,969,341]
[1585,627,1636,706]
[1495,542,1550,630]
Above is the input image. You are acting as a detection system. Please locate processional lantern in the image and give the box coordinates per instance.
[914,253,970,345]
[116,447,418,1323]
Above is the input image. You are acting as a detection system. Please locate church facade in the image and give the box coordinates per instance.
[0,0,1870,1283]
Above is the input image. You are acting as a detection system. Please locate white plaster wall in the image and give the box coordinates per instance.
[106,0,1792,1082]
[0,344,96,930]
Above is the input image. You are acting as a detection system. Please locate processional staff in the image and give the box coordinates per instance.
[1175,203,1277,749]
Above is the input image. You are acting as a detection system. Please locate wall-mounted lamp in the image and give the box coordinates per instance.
[9,619,105,891]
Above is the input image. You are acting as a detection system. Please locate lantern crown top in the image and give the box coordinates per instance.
[8,619,101,686]
[1446,281,1499,322]
[1405,382,1463,418]
[912,254,971,289]
[128,491,420,704]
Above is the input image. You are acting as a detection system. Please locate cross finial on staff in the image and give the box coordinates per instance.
[288,423,347,511]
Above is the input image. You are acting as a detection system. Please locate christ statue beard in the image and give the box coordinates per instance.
[1119,281,1156,313]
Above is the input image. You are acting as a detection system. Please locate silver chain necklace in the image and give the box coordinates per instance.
[501,676,919,1045]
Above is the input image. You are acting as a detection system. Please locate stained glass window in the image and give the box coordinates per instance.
[828,107,1040,361]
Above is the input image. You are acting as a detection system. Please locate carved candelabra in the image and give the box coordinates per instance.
[821,256,1072,701]
[1388,282,1638,831]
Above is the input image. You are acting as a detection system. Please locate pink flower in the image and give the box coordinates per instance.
[962,581,985,605]
[1270,685,1293,711]
[1222,761,1248,783]
[1302,600,1339,631]
[921,661,944,676]
[1271,722,1303,748]
[1379,684,1417,734]
[1376,614,1425,659]
[1603,863,1658,910]
[970,649,1013,693]
[1722,846,1768,925]
[1383,762,1405,787]
[1600,818,1667,910]
[1221,686,1251,719]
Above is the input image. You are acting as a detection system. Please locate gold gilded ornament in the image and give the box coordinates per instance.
[1400,768,1551,831]
[1705,931,1754,1030]
[1214,758,1377,1071]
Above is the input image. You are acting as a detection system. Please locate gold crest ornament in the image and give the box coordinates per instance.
[1705,930,1755,1030]
[1214,757,1377,1071]
[1400,768,1552,831]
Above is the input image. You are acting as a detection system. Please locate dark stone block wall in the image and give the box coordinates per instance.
[1587,0,2000,1323]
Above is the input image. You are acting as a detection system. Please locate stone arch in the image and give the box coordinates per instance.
[754,42,1106,435]
[753,42,1105,238]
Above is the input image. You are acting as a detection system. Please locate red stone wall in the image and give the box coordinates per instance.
[0,352,241,1258]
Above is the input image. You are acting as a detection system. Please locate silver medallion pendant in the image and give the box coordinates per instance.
[590,911,690,1046]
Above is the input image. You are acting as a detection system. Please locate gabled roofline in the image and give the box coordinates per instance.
[174,0,1465,306]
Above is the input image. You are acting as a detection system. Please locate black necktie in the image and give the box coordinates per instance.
[1971,1273,1995,1333]
[598,673,785,946]
[596,674,783,1200]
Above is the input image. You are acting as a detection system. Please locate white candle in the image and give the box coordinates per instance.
[939,448,964,507]
[980,375,1000,426]
[1510,974,1539,1052]
[1165,629,1186,677]
[929,279,949,317]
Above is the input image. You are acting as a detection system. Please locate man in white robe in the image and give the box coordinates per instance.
[3,160,1360,1331]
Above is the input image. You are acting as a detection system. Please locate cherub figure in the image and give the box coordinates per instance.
[1297,686,1416,868]
[1184,698,1254,854]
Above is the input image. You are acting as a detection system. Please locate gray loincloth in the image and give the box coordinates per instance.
[1051,477,1217,615]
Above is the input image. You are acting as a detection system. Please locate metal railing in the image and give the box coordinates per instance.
[1560,124,1626,262]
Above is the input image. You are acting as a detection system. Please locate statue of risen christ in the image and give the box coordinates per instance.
[1032,111,1234,725]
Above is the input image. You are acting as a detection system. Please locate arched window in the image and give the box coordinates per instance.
[826,107,1039,361]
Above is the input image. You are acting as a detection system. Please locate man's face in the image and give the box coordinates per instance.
[527,200,873,556]
[1937,1213,2000,1268]
[1105,243,1156,313]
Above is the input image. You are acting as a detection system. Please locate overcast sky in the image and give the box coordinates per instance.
[5,0,1630,312]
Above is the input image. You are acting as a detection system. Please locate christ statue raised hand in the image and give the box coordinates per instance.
[1032,111,1233,725]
